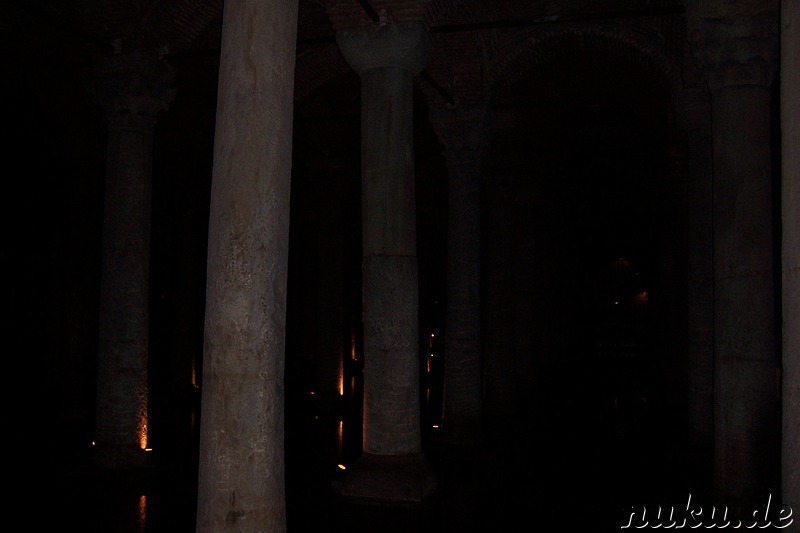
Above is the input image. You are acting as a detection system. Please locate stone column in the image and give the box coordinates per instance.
[92,49,175,469]
[481,178,517,425]
[334,20,436,505]
[782,0,800,519]
[688,0,780,511]
[429,104,491,447]
[313,159,346,412]
[195,0,298,530]
[310,157,348,466]
[676,88,714,492]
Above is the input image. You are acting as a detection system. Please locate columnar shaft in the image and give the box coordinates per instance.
[195,1,298,530]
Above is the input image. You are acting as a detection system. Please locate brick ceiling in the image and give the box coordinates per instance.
[4,0,689,106]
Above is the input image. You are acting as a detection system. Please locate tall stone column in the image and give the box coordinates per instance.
[312,158,346,411]
[334,20,436,505]
[195,0,298,530]
[782,0,800,518]
[92,49,175,469]
[676,88,714,491]
[688,0,780,511]
[481,178,517,425]
[429,104,491,447]
[310,157,348,465]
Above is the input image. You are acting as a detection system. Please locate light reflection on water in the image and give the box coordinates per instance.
[138,494,146,533]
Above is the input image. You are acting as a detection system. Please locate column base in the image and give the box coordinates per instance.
[333,452,438,508]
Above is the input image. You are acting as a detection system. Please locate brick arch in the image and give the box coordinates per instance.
[293,43,352,102]
[425,0,476,26]
[487,23,683,101]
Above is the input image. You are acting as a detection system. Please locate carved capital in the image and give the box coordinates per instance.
[92,49,176,131]
[686,1,779,91]
[336,20,430,74]
[429,103,494,166]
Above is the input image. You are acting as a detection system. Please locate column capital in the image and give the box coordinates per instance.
[428,103,494,166]
[92,49,176,130]
[336,20,430,75]
[686,1,779,92]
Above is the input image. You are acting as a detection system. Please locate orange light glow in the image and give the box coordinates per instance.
[337,420,343,461]
[338,361,344,396]
[137,416,148,450]
[137,382,149,450]
[138,495,147,532]
[337,464,347,470]
[190,357,198,388]
[632,291,649,311]
[432,424,439,429]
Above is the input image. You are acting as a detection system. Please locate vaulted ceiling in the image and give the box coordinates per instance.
[3,0,697,361]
